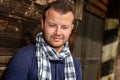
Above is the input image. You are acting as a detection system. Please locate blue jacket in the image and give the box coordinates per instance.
[4,44,82,80]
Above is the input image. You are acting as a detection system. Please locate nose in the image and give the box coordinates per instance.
[55,26,61,35]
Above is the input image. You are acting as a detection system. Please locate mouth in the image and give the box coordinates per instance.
[52,37,62,42]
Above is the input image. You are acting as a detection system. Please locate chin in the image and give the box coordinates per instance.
[50,43,63,48]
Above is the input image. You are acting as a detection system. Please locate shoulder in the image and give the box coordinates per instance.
[72,56,80,65]
[11,44,36,62]
[72,56,82,71]
[17,44,36,56]
[8,44,36,68]
[18,44,36,53]
[5,44,37,80]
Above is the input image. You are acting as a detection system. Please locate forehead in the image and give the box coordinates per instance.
[45,9,74,21]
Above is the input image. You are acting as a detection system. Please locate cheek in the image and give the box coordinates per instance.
[45,29,54,35]
[64,30,72,38]
[43,28,54,39]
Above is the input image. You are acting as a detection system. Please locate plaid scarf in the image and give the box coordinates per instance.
[36,32,76,80]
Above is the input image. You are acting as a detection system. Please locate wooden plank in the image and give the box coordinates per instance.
[0,66,6,76]
[73,18,86,66]
[74,0,84,20]
[0,67,6,71]
[0,52,15,56]
[0,56,12,67]
[88,0,108,11]
[83,60,100,80]
[0,35,29,48]
[0,0,43,21]
[33,0,47,5]
[101,0,109,5]
[0,48,17,52]
[85,4,106,19]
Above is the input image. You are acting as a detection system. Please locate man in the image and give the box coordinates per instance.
[4,1,82,80]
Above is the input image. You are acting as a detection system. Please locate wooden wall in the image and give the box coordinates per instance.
[73,0,109,80]
[73,11,104,80]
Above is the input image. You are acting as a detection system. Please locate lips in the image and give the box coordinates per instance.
[52,37,62,41]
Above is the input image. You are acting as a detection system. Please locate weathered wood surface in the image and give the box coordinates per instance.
[0,0,43,21]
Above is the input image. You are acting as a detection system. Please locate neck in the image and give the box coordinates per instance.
[54,46,64,53]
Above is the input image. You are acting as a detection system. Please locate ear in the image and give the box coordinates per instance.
[71,24,74,30]
[70,24,74,34]
[40,19,43,30]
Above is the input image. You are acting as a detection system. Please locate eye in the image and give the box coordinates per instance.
[62,25,69,30]
[48,23,56,27]
[49,24,56,27]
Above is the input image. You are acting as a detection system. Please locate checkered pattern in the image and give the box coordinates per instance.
[36,32,76,80]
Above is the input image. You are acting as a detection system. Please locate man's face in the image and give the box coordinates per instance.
[41,9,74,52]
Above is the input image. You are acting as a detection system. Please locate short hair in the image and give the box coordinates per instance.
[42,1,74,21]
